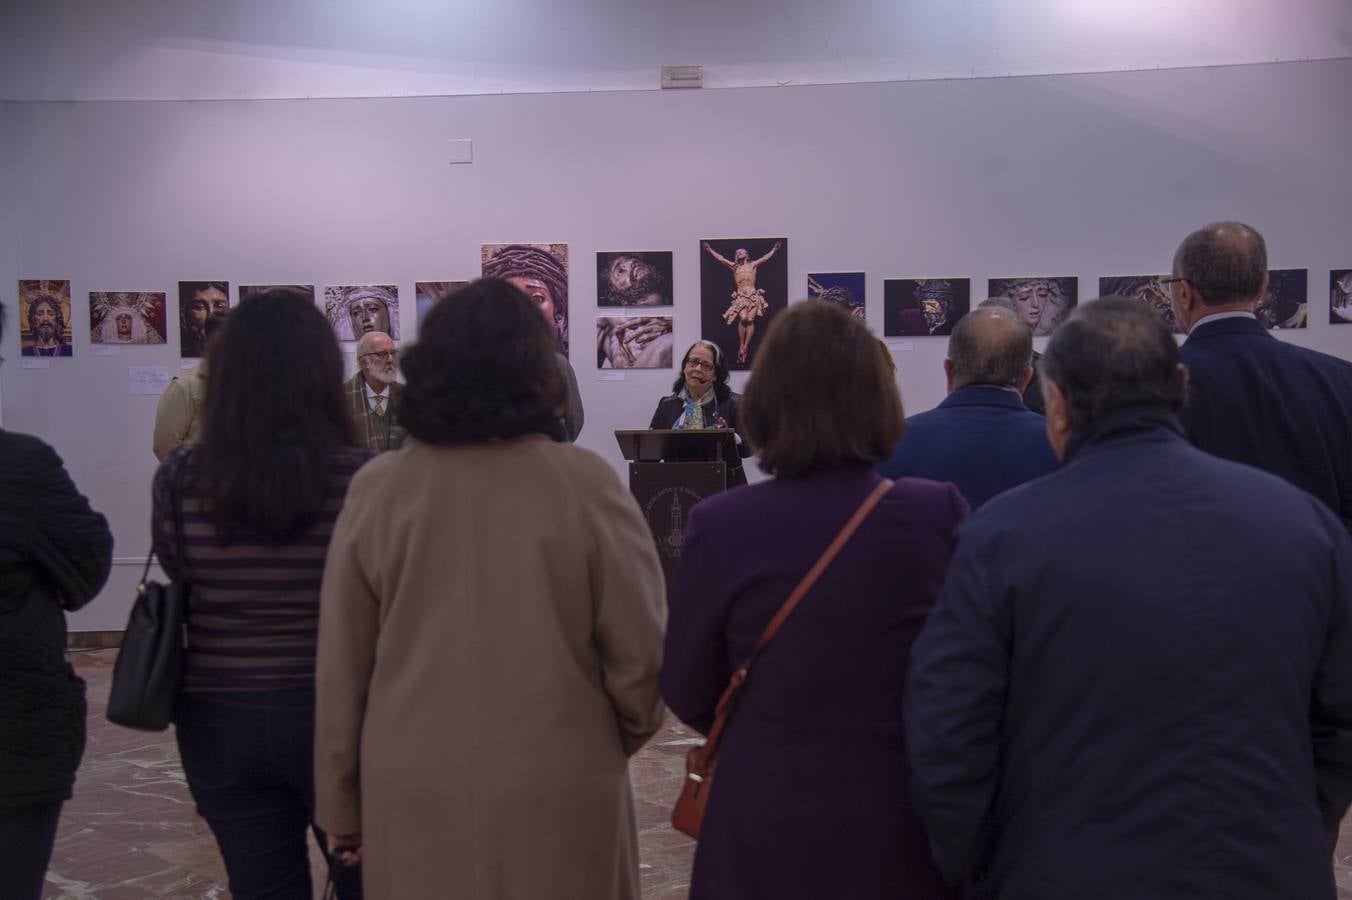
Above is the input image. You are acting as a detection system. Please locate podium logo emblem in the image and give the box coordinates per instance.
[643,486,704,561]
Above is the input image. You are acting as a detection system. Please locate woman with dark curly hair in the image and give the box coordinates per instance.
[314,277,666,900]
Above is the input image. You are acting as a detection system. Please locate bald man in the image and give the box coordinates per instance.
[877,305,1057,508]
[1170,221,1352,530]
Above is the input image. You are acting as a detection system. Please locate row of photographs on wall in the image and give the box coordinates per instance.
[14,240,1352,370]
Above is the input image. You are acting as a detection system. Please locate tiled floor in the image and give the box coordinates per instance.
[43,650,695,899]
[39,649,1352,898]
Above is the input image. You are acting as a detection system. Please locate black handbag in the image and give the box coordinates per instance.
[106,454,191,731]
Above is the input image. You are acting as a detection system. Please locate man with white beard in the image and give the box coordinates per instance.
[345,331,405,451]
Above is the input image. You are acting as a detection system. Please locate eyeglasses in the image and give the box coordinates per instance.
[1158,277,1188,287]
[684,358,715,372]
[360,350,399,360]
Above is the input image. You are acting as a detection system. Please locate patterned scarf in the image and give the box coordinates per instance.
[674,388,714,430]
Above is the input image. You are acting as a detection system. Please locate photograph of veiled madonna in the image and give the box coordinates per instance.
[597,251,674,307]
[699,237,787,369]
[1099,275,1181,334]
[883,278,970,337]
[596,316,674,369]
[481,243,570,355]
[89,291,167,344]
[987,276,1078,336]
[239,284,315,303]
[1256,269,1308,330]
[807,272,866,321]
[18,279,74,357]
[1332,270,1352,325]
[324,285,401,341]
[415,281,468,330]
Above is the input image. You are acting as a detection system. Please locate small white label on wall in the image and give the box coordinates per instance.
[181,360,198,369]
[597,371,626,381]
[91,346,119,356]
[886,340,915,352]
[20,358,51,369]
[129,366,171,395]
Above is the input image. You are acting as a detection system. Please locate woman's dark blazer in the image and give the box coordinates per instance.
[648,392,752,488]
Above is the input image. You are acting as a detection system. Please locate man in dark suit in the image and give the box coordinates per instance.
[978,297,1045,412]
[1170,221,1352,529]
[878,305,1056,508]
[905,298,1352,899]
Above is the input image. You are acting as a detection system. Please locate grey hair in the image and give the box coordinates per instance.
[947,306,1032,388]
[1041,297,1186,431]
[1173,221,1267,307]
[356,331,392,356]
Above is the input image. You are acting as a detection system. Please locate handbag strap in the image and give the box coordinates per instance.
[140,451,190,586]
[692,478,894,770]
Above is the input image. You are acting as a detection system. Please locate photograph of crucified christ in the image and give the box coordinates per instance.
[700,237,788,368]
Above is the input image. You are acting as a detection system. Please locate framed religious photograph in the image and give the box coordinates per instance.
[415,281,468,331]
[238,284,315,303]
[597,251,674,307]
[1332,270,1352,325]
[699,237,787,369]
[1099,275,1181,334]
[1256,269,1307,330]
[986,276,1078,336]
[324,285,400,341]
[89,291,168,344]
[596,315,674,369]
[807,272,866,322]
[18,279,74,357]
[883,278,970,337]
[178,281,231,358]
[482,243,569,354]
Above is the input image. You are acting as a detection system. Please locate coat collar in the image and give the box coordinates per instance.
[938,385,1031,411]
[1062,406,1185,464]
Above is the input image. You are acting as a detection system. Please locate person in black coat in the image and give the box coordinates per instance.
[905,298,1352,899]
[649,339,752,487]
[1168,221,1352,530]
[0,302,114,900]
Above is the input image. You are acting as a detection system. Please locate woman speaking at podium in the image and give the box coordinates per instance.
[649,339,752,487]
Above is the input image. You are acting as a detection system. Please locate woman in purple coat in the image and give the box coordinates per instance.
[660,301,968,900]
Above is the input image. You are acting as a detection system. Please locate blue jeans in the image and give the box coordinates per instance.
[175,688,362,900]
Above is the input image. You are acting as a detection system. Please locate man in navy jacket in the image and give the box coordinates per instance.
[1170,221,1352,530]
[878,305,1056,508]
[906,298,1352,899]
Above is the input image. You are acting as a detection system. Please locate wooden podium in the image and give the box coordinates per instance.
[616,429,739,590]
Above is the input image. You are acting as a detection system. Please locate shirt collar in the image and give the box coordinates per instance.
[364,379,391,403]
[1187,309,1256,337]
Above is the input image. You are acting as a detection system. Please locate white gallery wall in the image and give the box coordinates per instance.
[1,1,1350,631]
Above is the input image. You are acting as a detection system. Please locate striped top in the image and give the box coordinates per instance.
[151,446,372,692]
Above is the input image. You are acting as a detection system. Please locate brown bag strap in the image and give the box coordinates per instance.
[691,478,894,771]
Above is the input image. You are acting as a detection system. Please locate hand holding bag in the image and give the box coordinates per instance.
[671,478,894,838]
[106,452,191,731]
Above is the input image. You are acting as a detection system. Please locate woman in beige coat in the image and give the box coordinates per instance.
[315,278,666,899]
